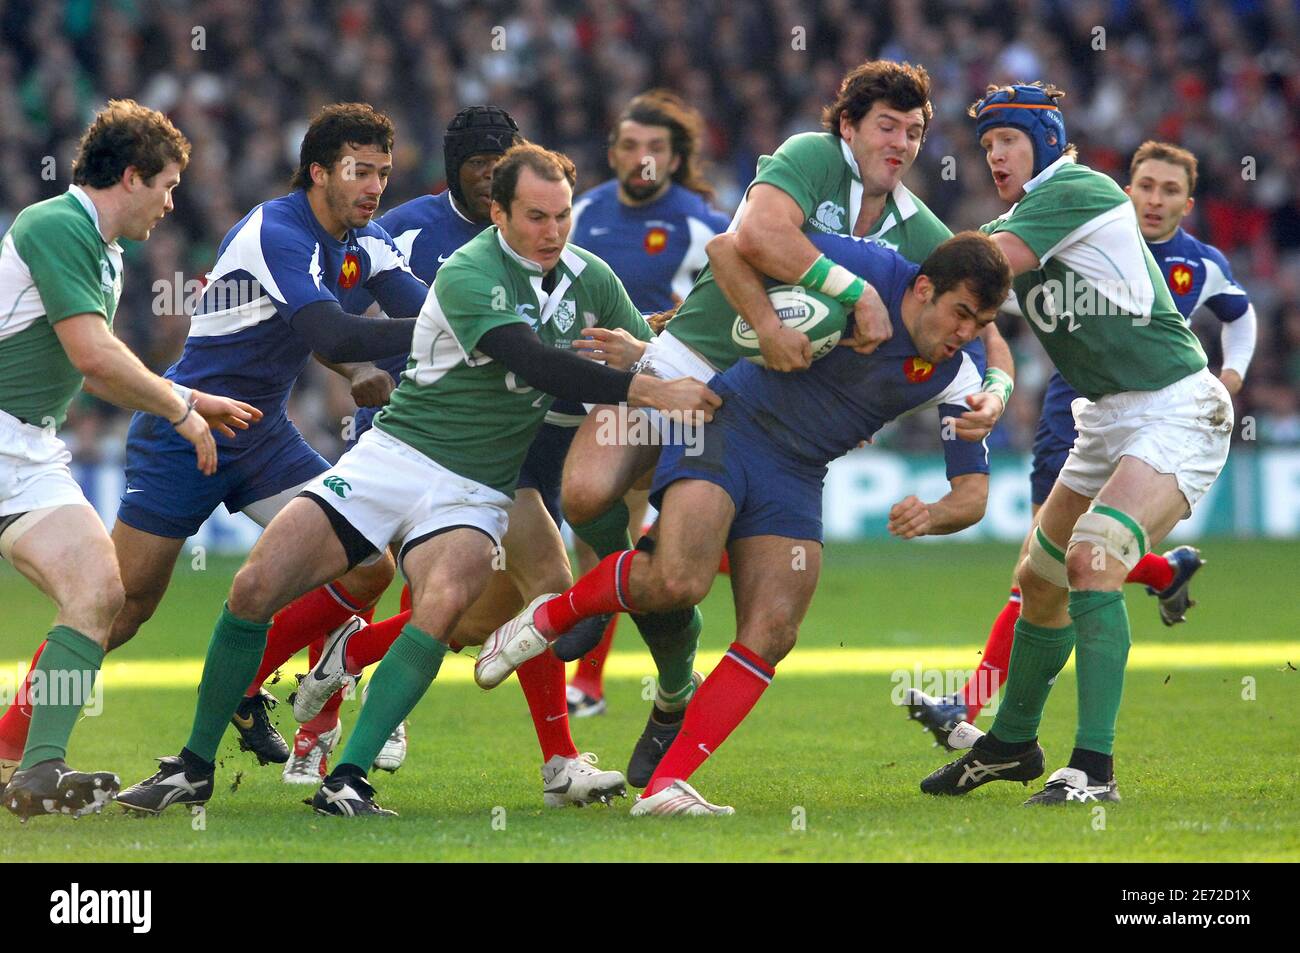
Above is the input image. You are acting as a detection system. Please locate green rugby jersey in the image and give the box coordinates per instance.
[669,131,951,370]
[983,157,1206,401]
[375,227,652,495]
[0,187,123,428]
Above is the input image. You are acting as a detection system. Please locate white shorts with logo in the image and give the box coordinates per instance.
[0,409,91,517]
[303,426,512,562]
[1057,368,1233,515]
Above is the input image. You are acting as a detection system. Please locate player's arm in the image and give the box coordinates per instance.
[987,231,1040,276]
[736,184,891,354]
[288,301,416,364]
[475,324,720,419]
[313,355,396,407]
[888,473,988,538]
[1216,304,1255,396]
[706,232,812,371]
[55,315,261,474]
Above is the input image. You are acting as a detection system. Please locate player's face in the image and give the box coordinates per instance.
[123,161,181,241]
[842,103,925,196]
[492,166,573,271]
[320,144,392,233]
[1126,159,1194,242]
[458,153,503,223]
[914,276,995,364]
[980,127,1035,203]
[609,120,679,204]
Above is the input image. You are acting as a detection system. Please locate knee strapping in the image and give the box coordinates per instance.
[1070,504,1148,572]
[1026,524,1069,588]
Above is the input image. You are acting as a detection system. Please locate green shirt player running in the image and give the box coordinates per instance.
[117,143,719,817]
[922,83,1233,805]
[0,101,260,818]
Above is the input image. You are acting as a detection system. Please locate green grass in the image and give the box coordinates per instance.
[3,540,1298,861]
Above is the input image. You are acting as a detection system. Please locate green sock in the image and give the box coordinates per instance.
[632,606,701,705]
[989,618,1076,744]
[1070,589,1130,755]
[21,626,104,769]
[337,624,446,773]
[572,501,632,559]
[184,604,270,764]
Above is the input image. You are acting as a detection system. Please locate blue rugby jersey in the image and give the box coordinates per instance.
[718,234,989,478]
[569,180,731,313]
[167,189,427,444]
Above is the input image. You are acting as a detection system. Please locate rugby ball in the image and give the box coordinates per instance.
[730,284,848,366]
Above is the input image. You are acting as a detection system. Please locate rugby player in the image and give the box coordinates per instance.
[0,101,259,817]
[543,61,1014,788]
[906,139,1256,746]
[116,143,719,817]
[562,89,731,717]
[476,231,1014,814]
[920,84,1233,804]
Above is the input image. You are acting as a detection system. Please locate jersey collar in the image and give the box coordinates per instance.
[496,227,545,273]
[1144,226,1185,248]
[1022,154,1076,194]
[67,185,122,250]
[447,191,476,225]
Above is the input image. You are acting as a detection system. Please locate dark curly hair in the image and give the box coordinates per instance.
[822,61,933,139]
[71,99,190,188]
[611,89,715,202]
[291,102,395,190]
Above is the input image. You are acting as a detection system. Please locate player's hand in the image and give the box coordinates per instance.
[348,364,396,408]
[758,324,813,372]
[888,495,932,539]
[840,284,892,355]
[1219,369,1243,397]
[174,407,219,475]
[192,391,263,439]
[953,392,1004,442]
[573,327,648,370]
[629,375,721,422]
[646,299,680,335]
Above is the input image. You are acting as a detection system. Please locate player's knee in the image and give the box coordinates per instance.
[107,593,154,649]
[1067,506,1144,589]
[739,619,798,668]
[228,564,278,622]
[562,475,618,528]
[1065,543,1123,589]
[652,564,709,610]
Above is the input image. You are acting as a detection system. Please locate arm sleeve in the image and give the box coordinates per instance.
[17,218,108,323]
[807,231,915,295]
[476,323,634,404]
[257,215,340,318]
[1219,304,1257,377]
[288,300,417,363]
[1200,247,1251,323]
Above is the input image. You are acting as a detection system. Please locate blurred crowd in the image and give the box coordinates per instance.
[1,0,1298,464]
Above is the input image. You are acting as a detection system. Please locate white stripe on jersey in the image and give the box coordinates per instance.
[356,234,412,277]
[1193,254,1246,316]
[669,215,720,302]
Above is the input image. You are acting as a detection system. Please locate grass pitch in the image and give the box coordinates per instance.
[3,540,1297,862]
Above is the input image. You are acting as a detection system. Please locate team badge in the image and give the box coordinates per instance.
[1169,263,1193,296]
[644,227,668,255]
[338,252,361,289]
[553,298,577,332]
[903,357,934,383]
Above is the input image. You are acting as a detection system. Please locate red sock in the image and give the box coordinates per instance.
[959,589,1021,720]
[517,650,578,762]
[570,615,618,699]
[717,550,730,575]
[645,642,774,796]
[399,584,412,613]
[536,551,638,637]
[0,640,46,759]
[343,610,411,672]
[1126,551,1173,591]
[247,582,367,695]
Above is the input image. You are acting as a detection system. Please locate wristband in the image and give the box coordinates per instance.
[982,367,1014,405]
[170,387,197,427]
[797,254,868,308]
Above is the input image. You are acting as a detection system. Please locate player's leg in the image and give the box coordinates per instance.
[2,504,124,817]
[106,521,187,651]
[561,405,661,560]
[117,496,360,813]
[568,486,650,714]
[318,528,497,816]
[920,479,1092,797]
[633,533,821,816]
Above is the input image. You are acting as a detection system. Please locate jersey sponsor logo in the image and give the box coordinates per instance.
[553,298,577,332]
[903,357,934,383]
[643,227,668,255]
[1169,263,1194,295]
[812,201,846,233]
[338,253,361,289]
[323,476,351,498]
